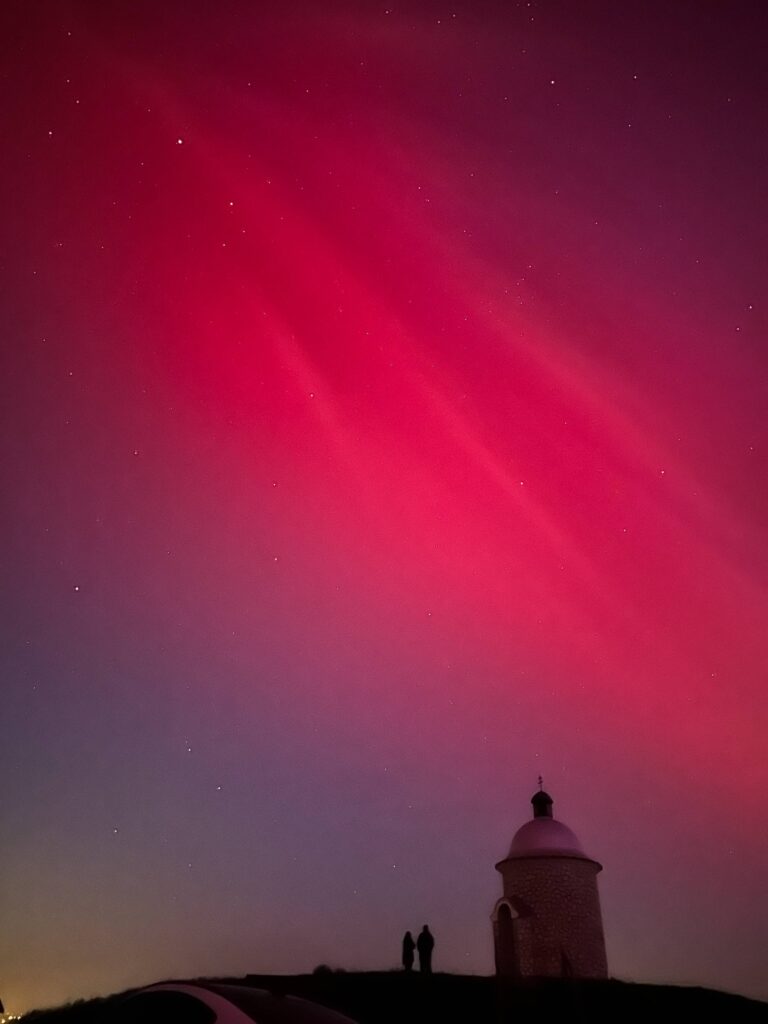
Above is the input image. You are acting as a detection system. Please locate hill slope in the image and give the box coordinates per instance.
[21,971,768,1023]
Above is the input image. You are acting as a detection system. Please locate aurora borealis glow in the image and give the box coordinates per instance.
[2,1,767,1014]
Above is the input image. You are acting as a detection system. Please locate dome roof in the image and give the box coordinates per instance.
[507,816,589,860]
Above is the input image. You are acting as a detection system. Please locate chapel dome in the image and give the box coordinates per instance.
[503,786,594,861]
[507,816,588,859]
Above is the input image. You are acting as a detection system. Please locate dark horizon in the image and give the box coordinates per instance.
[16,971,768,1024]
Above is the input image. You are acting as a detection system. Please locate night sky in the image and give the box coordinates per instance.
[2,1,767,1015]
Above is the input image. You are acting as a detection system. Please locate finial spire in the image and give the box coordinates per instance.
[538,775,544,791]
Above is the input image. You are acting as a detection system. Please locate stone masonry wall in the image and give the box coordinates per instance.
[496,856,608,978]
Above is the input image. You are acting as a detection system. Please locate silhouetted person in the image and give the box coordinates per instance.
[416,924,434,974]
[402,930,416,972]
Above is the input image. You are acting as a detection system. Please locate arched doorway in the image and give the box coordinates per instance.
[492,899,519,977]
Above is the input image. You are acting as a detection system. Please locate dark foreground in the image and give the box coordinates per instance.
[21,971,768,1023]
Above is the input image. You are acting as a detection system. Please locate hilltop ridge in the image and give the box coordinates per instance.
[19,971,768,1023]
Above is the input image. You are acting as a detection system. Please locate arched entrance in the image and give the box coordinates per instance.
[492,898,519,977]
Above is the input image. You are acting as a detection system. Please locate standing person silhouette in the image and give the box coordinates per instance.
[416,925,434,974]
[401,930,416,972]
